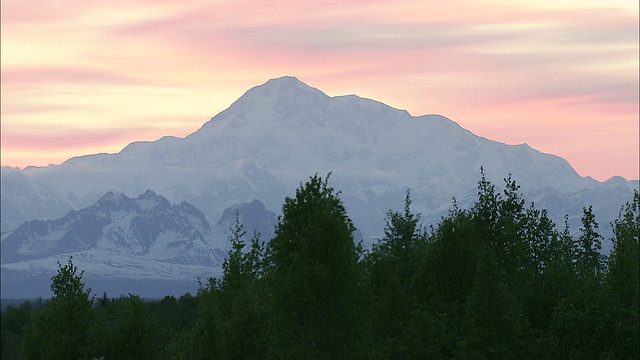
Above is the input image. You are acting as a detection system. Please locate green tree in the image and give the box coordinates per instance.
[1,301,34,359]
[364,190,426,358]
[546,205,626,359]
[107,294,159,359]
[409,206,479,358]
[185,213,268,359]
[574,206,605,282]
[20,257,99,359]
[182,285,222,359]
[608,190,640,311]
[520,211,575,356]
[458,250,528,359]
[216,213,269,359]
[606,190,639,358]
[410,172,543,357]
[148,293,201,357]
[265,174,366,358]
[548,285,622,359]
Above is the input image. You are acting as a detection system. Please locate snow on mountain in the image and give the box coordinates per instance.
[1,189,222,265]
[1,190,276,298]
[216,199,278,243]
[1,76,638,297]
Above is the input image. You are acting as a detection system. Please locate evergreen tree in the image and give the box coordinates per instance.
[20,257,99,359]
[364,191,426,358]
[216,213,269,359]
[1,301,34,359]
[410,172,537,357]
[108,294,159,359]
[520,210,575,356]
[265,174,366,358]
[608,190,640,311]
[575,206,605,282]
[183,285,222,359]
[606,190,639,358]
[409,206,479,358]
[147,293,200,357]
[185,212,268,359]
[548,284,622,359]
[458,250,528,359]
[496,175,528,275]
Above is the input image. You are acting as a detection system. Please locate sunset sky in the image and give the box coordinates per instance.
[1,0,638,181]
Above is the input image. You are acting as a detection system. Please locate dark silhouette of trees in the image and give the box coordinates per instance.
[20,258,99,359]
[265,174,367,358]
[4,173,638,359]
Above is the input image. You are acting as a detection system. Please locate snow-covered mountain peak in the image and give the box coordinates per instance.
[1,190,220,266]
[2,76,638,297]
[216,199,278,241]
[2,76,636,245]
[258,76,323,96]
[96,191,136,211]
[136,189,171,211]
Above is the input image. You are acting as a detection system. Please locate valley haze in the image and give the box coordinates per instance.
[1,76,638,299]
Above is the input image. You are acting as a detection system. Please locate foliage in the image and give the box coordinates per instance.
[20,257,99,359]
[266,173,367,358]
[364,190,427,358]
[5,174,638,359]
[107,294,159,359]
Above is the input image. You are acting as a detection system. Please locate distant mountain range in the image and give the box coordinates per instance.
[1,76,637,298]
[2,190,221,265]
[1,191,276,298]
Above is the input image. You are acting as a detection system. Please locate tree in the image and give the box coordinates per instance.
[107,294,159,359]
[608,190,640,310]
[575,206,605,282]
[409,207,478,359]
[519,210,575,356]
[265,174,366,358]
[364,190,426,358]
[147,294,199,357]
[606,190,639,358]
[458,250,528,359]
[410,172,540,357]
[546,205,626,359]
[216,213,269,359]
[185,212,268,359]
[20,257,99,359]
[1,301,34,359]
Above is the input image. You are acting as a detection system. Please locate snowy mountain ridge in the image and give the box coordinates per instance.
[1,189,222,265]
[1,76,637,297]
[1,191,277,298]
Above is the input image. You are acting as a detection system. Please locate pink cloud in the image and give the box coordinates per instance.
[1,120,199,169]
[1,0,637,180]
[1,66,143,88]
[1,125,163,151]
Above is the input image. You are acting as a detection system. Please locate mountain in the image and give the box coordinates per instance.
[0,191,276,298]
[216,199,278,242]
[1,76,637,296]
[1,190,220,266]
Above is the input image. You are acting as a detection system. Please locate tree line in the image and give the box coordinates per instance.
[2,172,638,359]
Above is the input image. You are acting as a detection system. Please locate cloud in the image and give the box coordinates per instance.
[1,126,145,151]
[1,66,143,88]
[1,0,637,180]
[0,120,197,168]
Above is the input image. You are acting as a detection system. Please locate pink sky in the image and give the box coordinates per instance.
[1,0,638,181]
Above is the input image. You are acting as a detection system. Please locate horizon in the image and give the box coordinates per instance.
[1,0,638,181]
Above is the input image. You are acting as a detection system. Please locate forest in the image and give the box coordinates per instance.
[1,172,639,359]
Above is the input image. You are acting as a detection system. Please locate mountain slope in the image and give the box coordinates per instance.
[1,76,637,245]
[1,191,277,298]
[1,190,221,266]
